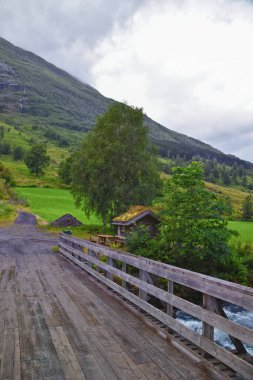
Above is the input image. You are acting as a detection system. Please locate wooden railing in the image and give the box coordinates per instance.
[59,233,253,379]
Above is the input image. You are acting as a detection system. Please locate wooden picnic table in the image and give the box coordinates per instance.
[97,234,125,246]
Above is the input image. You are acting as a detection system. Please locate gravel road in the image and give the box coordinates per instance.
[0,211,58,258]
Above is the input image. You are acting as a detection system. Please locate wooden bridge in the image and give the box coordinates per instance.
[1,225,253,379]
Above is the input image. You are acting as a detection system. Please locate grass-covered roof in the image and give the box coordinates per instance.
[112,205,155,224]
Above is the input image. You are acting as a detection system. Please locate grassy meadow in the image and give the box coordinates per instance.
[15,187,101,225]
[228,221,253,243]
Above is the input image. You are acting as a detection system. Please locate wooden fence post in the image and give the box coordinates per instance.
[107,257,114,281]
[122,262,127,288]
[139,269,148,301]
[202,294,215,341]
[167,280,174,317]
[87,249,93,268]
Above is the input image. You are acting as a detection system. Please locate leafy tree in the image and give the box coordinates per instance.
[24,144,50,176]
[159,162,241,278]
[242,195,253,221]
[71,102,162,226]
[13,146,24,161]
[59,155,73,185]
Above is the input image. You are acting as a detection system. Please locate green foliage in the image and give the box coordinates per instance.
[126,228,161,268]
[159,162,238,276]
[71,102,162,225]
[230,240,253,285]
[24,144,50,176]
[241,195,253,221]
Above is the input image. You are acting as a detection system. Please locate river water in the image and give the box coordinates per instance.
[176,304,253,354]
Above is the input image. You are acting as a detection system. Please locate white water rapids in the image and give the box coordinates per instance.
[176,304,253,354]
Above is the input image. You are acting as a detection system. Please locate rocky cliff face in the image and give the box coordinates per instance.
[0,60,23,112]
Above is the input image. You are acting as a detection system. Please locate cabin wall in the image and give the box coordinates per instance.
[118,215,159,237]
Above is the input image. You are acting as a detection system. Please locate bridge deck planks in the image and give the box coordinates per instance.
[0,231,224,380]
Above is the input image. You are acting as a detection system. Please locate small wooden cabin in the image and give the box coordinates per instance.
[111,206,159,237]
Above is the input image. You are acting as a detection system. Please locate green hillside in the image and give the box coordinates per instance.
[0,121,70,186]
[1,36,253,167]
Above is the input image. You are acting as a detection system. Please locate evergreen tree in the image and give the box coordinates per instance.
[242,195,253,221]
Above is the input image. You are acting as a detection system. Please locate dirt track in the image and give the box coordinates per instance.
[14,210,37,225]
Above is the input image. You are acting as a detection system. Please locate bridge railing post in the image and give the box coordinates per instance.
[122,262,127,288]
[202,294,215,341]
[87,249,93,268]
[167,280,174,318]
[107,257,114,281]
[139,269,148,301]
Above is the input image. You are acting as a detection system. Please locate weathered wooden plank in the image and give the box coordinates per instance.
[80,332,119,380]
[60,247,253,379]
[85,331,145,380]
[13,327,21,380]
[49,326,86,380]
[138,362,172,380]
[1,327,15,379]
[75,354,108,380]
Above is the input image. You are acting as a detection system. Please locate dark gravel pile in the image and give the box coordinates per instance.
[50,213,83,227]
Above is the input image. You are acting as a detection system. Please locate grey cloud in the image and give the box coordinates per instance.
[0,0,147,82]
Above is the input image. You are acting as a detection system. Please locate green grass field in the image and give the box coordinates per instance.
[228,221,253,243]
[15,187,101,225]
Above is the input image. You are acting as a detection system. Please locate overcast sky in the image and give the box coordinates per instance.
[1,0,253,161]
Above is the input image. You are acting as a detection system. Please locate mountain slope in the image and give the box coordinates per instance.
[0,36,252,167]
